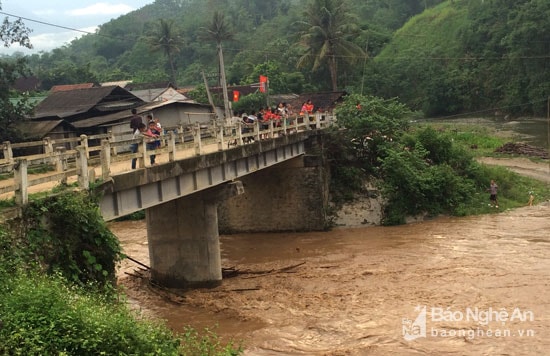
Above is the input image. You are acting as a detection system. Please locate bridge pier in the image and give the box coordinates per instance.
[146,181,243,288]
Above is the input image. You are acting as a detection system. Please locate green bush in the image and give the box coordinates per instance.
[327,95,549,225]
[0,271,181,356]
[21,191,122,290]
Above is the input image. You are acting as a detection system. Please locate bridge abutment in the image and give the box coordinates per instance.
[218,134,330,232]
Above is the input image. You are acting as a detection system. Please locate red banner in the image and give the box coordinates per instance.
[233,90,240,102]
[259,75,268,93]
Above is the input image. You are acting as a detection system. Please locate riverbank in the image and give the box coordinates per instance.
[331,156,549,228]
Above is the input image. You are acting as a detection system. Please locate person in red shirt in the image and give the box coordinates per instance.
[304,99,314,114]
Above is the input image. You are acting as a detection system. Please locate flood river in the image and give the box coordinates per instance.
[111,203,550,355]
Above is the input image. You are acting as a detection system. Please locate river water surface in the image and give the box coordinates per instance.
[111,203,550,355]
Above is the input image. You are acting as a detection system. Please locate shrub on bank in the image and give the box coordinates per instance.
[0,270,181,355]
[0,192,243,355]
[329,94,550,225]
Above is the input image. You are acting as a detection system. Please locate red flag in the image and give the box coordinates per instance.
[259,75,268,93]
[233,90,240,102]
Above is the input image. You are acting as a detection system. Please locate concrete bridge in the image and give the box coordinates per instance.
[1,115,334,288]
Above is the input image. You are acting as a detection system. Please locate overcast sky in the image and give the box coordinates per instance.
[0,0,154,54]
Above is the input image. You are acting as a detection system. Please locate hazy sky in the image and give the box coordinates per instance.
[0,0,154,54]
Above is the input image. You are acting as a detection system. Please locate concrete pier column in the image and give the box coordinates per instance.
[146,181,243,288]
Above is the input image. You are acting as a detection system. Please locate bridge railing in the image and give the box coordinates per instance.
[0,113,336,204]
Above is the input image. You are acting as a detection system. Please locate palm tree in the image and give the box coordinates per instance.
[145,19,183,86]
[296,0,365,91]
[199,11,234,120]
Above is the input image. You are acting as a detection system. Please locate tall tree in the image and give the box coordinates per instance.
[1,2,33,142]
[199,11,234,119]
[144,19,183,85]
[296,0,365,91]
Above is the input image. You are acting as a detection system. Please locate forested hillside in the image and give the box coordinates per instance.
[8,0,550,117]
[369,0,550,116]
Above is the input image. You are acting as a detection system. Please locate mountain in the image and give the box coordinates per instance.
[368,0,550,116]
[20,0,549,117]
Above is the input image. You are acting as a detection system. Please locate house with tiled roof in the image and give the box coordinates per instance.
[50,83,97,92]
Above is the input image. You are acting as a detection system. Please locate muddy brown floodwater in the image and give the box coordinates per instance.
[110,203,550,355]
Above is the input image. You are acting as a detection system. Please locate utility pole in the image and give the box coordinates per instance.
[202,70,219,121]
[360,38,369,96]
[217,43,231,120]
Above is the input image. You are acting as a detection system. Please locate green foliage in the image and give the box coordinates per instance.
[327,94,550,225]
[231,92,267,114]
[13,0,443,95]
[0,57,34,142]
[187,84,211,105]
[295,0,365,91]
[114,209,146,222]
[330,93,413,172]
[378,128,478,225]
[0,271,182,355]
[21,191,122,289]
[372,0,550,116]
[180,326,242,356]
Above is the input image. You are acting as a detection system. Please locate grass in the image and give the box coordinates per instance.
[410,120,549,217]
[464,164,550,216]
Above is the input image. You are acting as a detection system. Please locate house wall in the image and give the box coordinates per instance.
[151,105,215,129]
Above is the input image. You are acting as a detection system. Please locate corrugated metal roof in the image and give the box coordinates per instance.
[16,119,69,139]
[131,88,166,102]
[72,100,208,128]
[32,86,143,119]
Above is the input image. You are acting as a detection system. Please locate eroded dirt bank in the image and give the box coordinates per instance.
[112,201,550,355]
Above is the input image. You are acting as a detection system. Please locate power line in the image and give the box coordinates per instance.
[1,10,549,63]
[0,10,135,41]
[435,99,549,120]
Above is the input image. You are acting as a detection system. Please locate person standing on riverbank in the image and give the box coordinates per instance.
[488,180,498,208]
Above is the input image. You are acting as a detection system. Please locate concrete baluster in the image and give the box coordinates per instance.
[316,113,322,129]
[237,121,243,146]
[218,122,224,151]
[194,122,202,155]
[168,131,176,162]
[254,120,260,141]
[141,136,148,168]
[43,137,53,155]
[54,146,68,185]
[100,139,111,180]
[107,130,117,156]
[269,119,274,139]
[3,141,13,167]
[14,159,28,206]
[80,134,89,158]
[76,146,89,189]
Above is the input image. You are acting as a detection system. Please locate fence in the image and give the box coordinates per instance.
[0,113,336,205]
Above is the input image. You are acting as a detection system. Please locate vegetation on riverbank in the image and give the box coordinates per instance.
[328,94,550,225]
[0,191,242,355]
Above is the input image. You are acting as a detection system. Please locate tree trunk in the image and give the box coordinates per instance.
[168,54,177,86]
[329,54,338,91]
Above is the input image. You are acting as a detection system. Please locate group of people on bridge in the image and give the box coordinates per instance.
[129,108,163,169]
